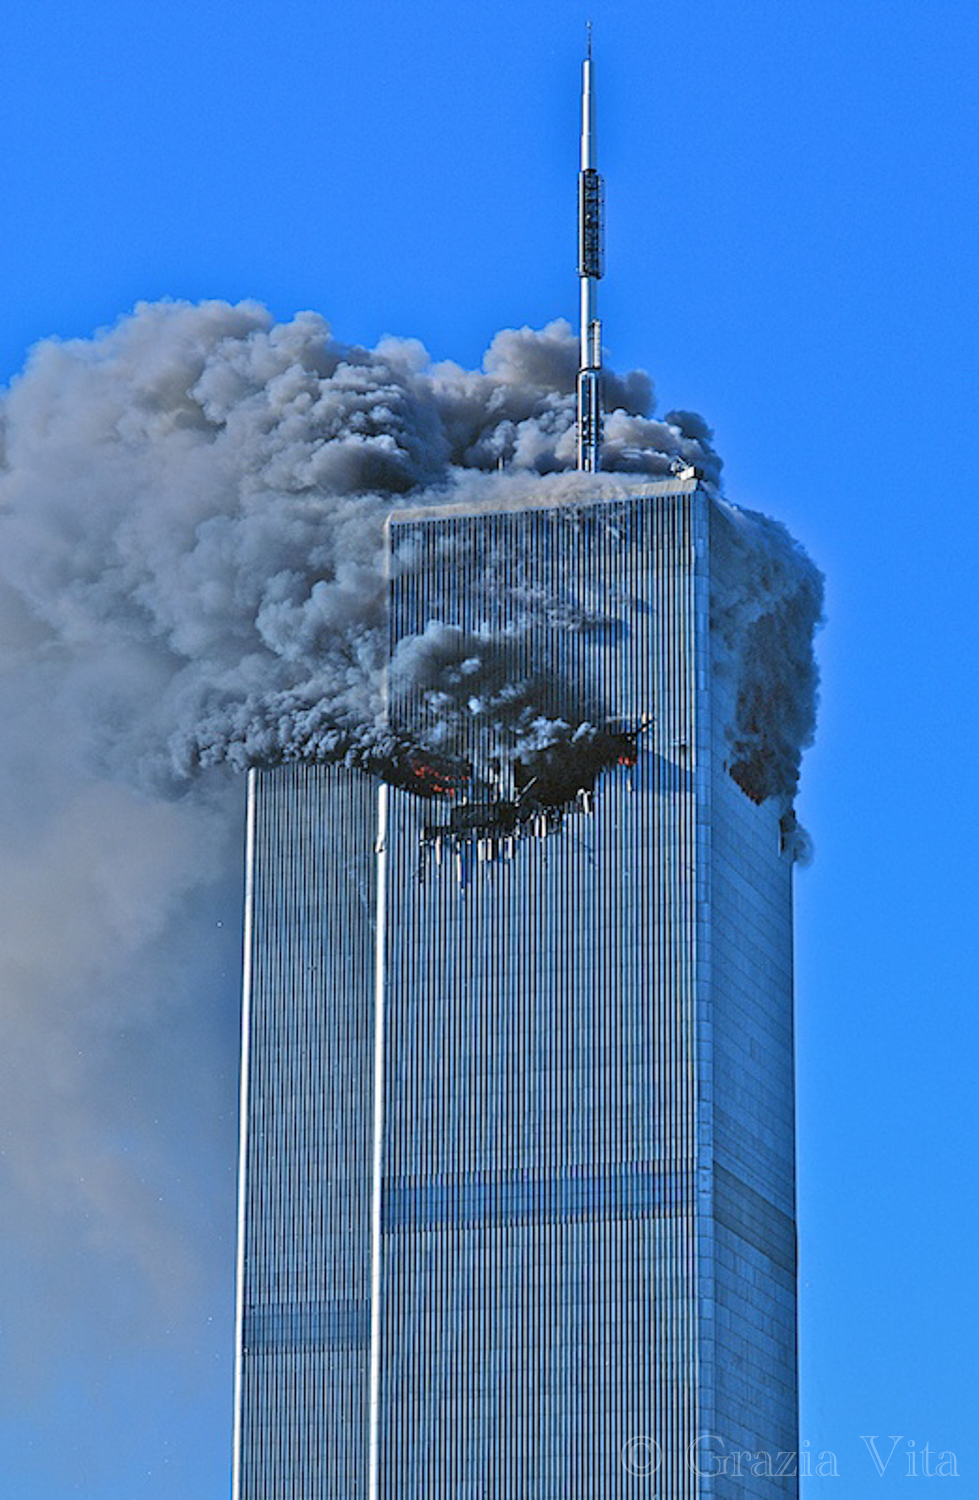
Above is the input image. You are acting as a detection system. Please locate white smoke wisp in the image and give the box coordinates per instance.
[0,298,820,1387]
[0,601,243,1391]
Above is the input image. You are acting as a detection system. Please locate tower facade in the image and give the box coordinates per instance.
[233,478,799,1499]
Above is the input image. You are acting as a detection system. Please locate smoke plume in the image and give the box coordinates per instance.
[0,299,823,799]
[711,498,824,810]
[0,299,820,1387]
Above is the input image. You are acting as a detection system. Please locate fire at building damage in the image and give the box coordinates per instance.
[392,713,651,869]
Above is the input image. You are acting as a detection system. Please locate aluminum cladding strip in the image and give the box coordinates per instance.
[367,779,389,1500]
[231,768,257,1500]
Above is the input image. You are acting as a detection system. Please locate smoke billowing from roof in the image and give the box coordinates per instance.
[0,299,821,1379]
[0,298,819,809]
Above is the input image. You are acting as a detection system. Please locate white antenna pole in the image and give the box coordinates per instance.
[576,24,603,472]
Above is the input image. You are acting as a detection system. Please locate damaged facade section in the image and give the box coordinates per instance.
[386,479,821,865]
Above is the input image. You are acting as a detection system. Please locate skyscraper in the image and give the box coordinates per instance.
[233,44,802,1500]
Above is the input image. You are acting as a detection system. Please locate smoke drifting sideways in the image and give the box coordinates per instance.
[0,299,820,1381]
[0,299,820,798]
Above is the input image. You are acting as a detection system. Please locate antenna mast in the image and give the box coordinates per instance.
[576,23,603,472]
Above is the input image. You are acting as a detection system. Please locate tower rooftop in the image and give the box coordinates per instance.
[390,472,706,523]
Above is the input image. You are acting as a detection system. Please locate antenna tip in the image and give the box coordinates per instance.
[586,19,593,60]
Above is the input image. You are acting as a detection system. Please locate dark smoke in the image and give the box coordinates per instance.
[0,301,821,1379]
[0,299,726,797]
[710,498,825,810]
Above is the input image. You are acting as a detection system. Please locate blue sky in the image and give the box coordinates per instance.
[0,0,977,1495]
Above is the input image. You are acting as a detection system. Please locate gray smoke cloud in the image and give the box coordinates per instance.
[0,299,820,1394]
[0,299,727,792]
[711,497,824,811]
